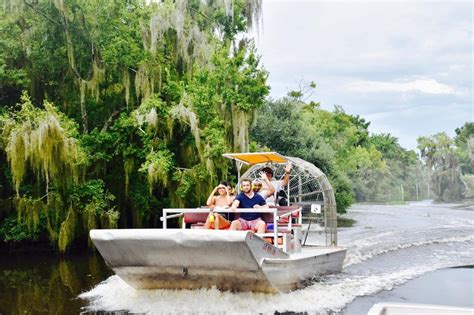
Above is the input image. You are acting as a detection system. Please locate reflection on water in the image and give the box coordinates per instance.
[0,251,112,315]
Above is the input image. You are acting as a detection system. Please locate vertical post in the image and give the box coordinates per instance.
[273,208,278,246]
[416,183,419,200]
[163,209,167,229]
[287,181,290,206]
[236,161,242,194]
[401,185,404,202]
[298,175,302,204]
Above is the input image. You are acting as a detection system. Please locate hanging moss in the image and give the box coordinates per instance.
[44,192,64,242]
[100,210,119,229]
[58,207,75,253]
[124,158,134,198]
[134,64,154,101]
[123,70,131,108]
[232,108,250,152]
[1,93,87,196]
[140,149,174,194]
[172,95,202,155]
[15,196,43,233]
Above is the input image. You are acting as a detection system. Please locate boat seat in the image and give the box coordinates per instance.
[262,205,301,224]
[183,211,208,224]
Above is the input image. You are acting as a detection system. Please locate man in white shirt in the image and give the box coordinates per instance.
[252,171,275,199]
[260,162,292,206]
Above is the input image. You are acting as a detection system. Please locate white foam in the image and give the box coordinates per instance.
[80,252,471,315]
[344,234,474,267]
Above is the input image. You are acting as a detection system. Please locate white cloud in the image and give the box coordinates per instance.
[347,79,458,95]
[249,1,473,150]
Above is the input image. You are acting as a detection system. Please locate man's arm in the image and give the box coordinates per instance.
[281,162,293,187]
[230,199,240,210]
[253,195,269,208]
[260,171,275,198]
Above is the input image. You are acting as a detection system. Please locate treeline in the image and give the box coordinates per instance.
[417,123,474,202]
[250,95,429,210]
[251,96,473,206]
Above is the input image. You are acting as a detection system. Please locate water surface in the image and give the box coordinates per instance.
[1,201,473,314]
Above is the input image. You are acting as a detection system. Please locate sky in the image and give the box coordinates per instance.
[249,1,473,151]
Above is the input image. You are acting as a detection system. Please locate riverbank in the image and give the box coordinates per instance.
[337,216,356,227]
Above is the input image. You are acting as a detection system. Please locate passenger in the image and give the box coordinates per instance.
[252,171,275,199]
[260,162,292,206]
[204,182,232,230]
[229,178,268,233]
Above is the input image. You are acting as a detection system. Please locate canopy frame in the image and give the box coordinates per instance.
[224,152,338,246]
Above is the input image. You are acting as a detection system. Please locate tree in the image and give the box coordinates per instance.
[417,132,464,201]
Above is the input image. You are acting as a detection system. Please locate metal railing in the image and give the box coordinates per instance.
[161,207,302,247]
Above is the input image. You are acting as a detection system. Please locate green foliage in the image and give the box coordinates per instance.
[1,92,87,195]
[0,11,30,104]
[0,216,40,242]
[250,97,358,213]
[461,174,474,198]
[417,132,465,202]
[140,149,174,193]
[0,0,267,251]
[454,122,474,174]
[250,96,429,210]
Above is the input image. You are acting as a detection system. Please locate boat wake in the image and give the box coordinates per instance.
[344,234,474,267]
[80,252,468,314]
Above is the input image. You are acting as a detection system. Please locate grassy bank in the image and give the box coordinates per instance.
[337,216,356,227]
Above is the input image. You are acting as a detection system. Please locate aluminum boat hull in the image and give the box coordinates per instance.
[90,229,346,293]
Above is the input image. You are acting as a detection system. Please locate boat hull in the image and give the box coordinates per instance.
[90,229,346,293]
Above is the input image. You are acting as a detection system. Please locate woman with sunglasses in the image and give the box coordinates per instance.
[204,182,233,229]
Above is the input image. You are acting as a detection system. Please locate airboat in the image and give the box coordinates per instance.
[90,152,346,293]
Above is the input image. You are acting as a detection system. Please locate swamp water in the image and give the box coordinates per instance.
[1,201,473,314]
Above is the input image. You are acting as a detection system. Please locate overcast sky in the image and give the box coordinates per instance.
[250,1,473,151]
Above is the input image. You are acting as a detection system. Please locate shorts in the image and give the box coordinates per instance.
[238,218,265,231]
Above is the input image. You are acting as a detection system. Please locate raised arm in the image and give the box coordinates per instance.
[281,162,293,187]
[260,171,275,198]
[206,186,218,206]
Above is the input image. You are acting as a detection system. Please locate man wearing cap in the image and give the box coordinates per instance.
[252,171,275,199]
[260,162,293,206]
